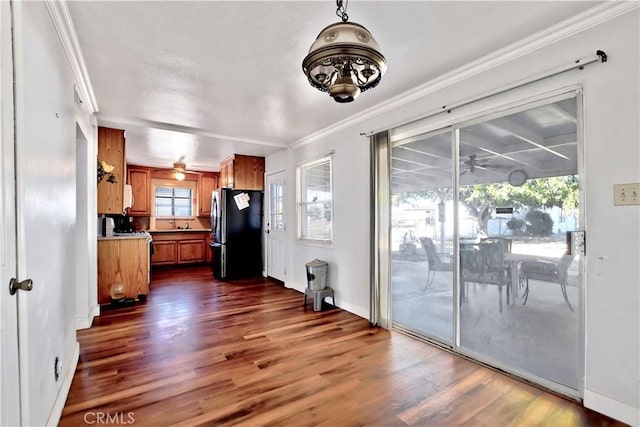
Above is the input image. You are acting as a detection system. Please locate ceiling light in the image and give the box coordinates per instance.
[302,0,387,103]
[174,162,186,181]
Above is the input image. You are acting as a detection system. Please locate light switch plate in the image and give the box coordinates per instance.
[614,183,640,205]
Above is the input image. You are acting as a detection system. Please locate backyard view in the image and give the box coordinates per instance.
[389,94,581,391]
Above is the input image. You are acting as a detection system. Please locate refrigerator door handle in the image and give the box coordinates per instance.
[221,244,226,279]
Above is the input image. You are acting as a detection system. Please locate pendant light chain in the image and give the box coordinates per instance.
[336,0,349,22]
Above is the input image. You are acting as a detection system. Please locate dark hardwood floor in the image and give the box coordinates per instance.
[60,266,623,426]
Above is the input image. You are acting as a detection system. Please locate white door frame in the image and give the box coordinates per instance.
[0,1,21,424]
[265,170,288,282]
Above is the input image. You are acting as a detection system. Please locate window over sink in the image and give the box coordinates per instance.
[151,179,196,218]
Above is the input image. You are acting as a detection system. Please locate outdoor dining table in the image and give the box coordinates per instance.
[504,253,557,298]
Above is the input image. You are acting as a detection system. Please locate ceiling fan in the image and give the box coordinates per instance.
[173,161,187,181]
[169,156,197,181]
[461,154,510,175]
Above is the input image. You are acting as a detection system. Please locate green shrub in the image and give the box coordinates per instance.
[506,218,525,235]
[525,210,553,236]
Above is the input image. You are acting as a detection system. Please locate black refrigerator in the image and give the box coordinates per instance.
[210,188,263,280]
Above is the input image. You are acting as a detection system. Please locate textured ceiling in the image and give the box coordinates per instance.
[67,1,599,172]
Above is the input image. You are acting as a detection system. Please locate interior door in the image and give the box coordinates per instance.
[266,171,287,281]
[13,2,80,424]
[0,2,21,424]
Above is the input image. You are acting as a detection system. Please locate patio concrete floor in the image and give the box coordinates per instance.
[392,250,580,390]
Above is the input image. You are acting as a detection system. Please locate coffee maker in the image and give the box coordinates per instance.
[113,216,135,233]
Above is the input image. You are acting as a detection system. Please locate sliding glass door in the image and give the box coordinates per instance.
[389,92,582,393]
[390,128,454,343]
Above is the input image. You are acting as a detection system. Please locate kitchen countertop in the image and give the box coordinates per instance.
[148,229,211,233]
[98,232,152,241]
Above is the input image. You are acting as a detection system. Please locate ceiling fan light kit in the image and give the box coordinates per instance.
[173,161,186,181]
[302,0,387,103]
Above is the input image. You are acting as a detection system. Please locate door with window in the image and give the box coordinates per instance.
[266,171,287,281]
[389,92,583,395]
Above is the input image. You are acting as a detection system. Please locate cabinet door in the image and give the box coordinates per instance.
[97,127,126,214]
[152,241,177,265]
[220,157,234,188]
[199,173,218,216]
[233,155,265,190]
[127,166,151,216]
[98,239,149,304]
[178,239,205,264]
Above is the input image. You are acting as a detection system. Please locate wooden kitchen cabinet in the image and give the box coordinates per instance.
[152,241,178,265]
[219,154,265,190]
[178,239,206,264]
[220,157,233,188]
[97,237,149,304]
[97,127,126,214]
[150,232,210,266]
[127,165,151,216]
[198,172,219,217]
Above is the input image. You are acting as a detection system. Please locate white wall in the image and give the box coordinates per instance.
[266,8,639,424]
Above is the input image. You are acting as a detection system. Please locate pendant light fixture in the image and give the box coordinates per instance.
[302,0,387,103]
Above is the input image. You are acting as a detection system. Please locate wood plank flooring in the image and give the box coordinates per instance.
[60,266,623,426]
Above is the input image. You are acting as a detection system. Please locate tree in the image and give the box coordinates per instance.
[393,176,579,237]
[459,176,578,236]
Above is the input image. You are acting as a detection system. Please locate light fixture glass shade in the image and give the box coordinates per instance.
[173,161,186,181]
[302,21,386,102]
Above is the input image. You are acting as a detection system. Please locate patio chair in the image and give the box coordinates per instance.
[481,237,512,253]
[419,237,452,290]
[460,241,510,312]
[519,253,576,311]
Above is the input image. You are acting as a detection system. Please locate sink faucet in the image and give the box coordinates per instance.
[170,220,176,230]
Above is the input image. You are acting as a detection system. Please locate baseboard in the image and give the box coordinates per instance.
[46,340,80,426]
[335,300,369,319]
[583,389,638,426]
[289,282,370,319]
[75,304,100,330]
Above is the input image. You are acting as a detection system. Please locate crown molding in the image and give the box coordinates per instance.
[45,0,98,113]
[97,115,289,149]
[290,1,639,148]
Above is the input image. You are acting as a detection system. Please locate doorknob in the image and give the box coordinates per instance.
[9,278,33,295]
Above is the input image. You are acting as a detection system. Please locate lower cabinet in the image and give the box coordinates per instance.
[178,239,206,263]
[98,238,149,304]
[151,232,211,266]
[152,241,178,265]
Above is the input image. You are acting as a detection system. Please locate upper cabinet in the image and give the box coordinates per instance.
[127,166,218,218]
[199,172,219,217]
[220,154,265,190]
[127,166,151,216]
[97,127,126,214]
